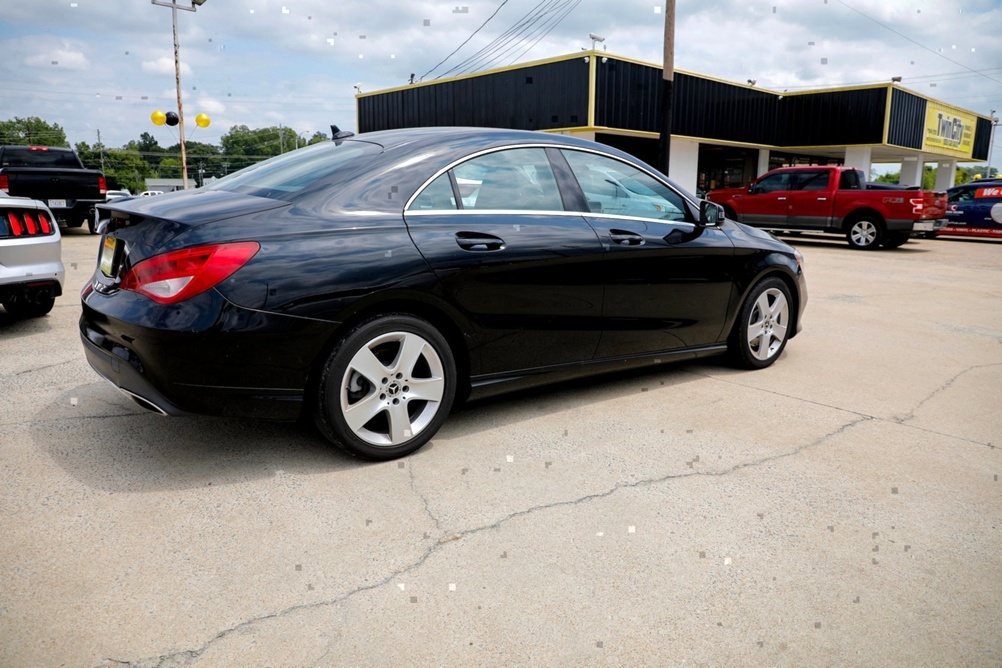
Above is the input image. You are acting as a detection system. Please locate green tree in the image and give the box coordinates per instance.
[124,132,166,173]
[158,157,182,179]
[956,165,998,183]
[103,149,152,194]
[164,140,223,180]
[0,116,69,146]
[219,124,304,172]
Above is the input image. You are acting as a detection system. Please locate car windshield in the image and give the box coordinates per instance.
[206,140,381,201]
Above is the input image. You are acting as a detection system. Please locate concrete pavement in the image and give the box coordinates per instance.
[1,230,1000,666]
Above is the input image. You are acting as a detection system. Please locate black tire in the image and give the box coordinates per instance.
[314,314,457,460]
[881,232,910,249]
[845,216,884,250]
[922,231,939,240]
[2,295,55,318]
[729,277,793,370]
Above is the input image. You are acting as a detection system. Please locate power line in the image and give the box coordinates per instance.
[464,0,570,73]
[504,0,582,67]
[420,0,512,80]
[436,0,570,78]
[836,0,1002,88]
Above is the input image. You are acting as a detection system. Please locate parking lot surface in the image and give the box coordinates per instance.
[2,229,1000,667]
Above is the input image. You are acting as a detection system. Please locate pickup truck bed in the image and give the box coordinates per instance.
[0,145,106,233]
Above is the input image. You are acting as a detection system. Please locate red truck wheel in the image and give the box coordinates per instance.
[845,217,884,250]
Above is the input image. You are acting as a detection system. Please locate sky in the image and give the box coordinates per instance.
[0,0,1000,168]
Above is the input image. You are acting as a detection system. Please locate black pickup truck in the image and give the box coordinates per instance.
[0,145,107,233]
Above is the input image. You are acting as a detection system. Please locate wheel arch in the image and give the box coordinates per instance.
[302,293,474,415]
[725,256,803,344]
[841,207,886,231]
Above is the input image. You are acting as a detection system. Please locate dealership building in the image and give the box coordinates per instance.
[356,51,994,196]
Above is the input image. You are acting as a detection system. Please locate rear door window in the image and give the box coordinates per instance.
[795,170,830,191]
[560,150,690,222]
[408,148,565,212]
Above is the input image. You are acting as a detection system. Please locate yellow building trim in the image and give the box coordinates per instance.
[779,82,890,97]
[587,52,597,127]
[883,86,893,145]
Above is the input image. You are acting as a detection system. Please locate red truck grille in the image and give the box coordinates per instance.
[1,208,55,238]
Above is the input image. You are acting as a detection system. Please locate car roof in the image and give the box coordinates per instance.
[950,179,1002,190]
[348,126,598,151]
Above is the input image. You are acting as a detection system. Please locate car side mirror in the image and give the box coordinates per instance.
[699,200,725,227]
[748,185,761,195]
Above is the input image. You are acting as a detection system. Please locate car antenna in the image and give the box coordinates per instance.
[330,125,355,144]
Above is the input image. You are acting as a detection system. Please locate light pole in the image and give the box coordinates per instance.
[296,131,310,149]
[151,0,207,190]
[987,109,998,179]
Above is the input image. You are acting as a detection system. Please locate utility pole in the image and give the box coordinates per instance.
[657,0,675,176]
[152,0,208,190]
[279,123,285,154]
[96,129,106,172]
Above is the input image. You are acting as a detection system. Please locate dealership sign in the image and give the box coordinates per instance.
[923,102,976,159]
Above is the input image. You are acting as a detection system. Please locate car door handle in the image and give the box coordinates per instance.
[455,232,505,251]
[777,196,787,201]
[609,230,645,246]
[817,197,827,201]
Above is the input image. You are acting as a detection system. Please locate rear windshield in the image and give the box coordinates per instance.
[1,147,83,169]
[205,140,381,201]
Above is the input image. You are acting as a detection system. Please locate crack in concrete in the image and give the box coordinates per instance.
[0,411,145,429]
[408,460,442,533]
[686,366,1000,449]
[449,415,873,541]
[6,358,79,377]
[94,415,871,668]
[895,362,1002,426]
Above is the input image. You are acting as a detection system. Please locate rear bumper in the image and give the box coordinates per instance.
[0,235,64,295]
[886,218,947,234]
[80,328,188,416]
[78,293,336,420]
[911,218,947,233]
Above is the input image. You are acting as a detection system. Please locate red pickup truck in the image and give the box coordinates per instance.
[707,166,946,249]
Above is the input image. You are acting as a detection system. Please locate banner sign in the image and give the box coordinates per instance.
[923,103,976,159]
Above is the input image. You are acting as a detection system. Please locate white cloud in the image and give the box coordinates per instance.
[0,0,998,152]
[142,56,193,78]
[24,44,89,70]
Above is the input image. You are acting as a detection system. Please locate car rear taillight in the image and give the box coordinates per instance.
[98,176,107,195]
[38,211,52,234]
[23,211,38,235]
[0,174,8,190]
[3,209,56,237]
[6,211,24,236]
[910,197,924,215]
[119,242,260,305]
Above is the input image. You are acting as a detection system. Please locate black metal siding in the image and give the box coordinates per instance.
[887,88,925,150]
[972,116,992,161]
[780,88,886,146]
[357,59,589,133]
[593,59,661,133]
[673,73,781,145]
[594,60,780,144]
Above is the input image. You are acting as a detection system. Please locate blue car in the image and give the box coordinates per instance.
[941,179,1002,239]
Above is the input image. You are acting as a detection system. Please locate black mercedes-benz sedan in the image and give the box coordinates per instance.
[81,127,807,460]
